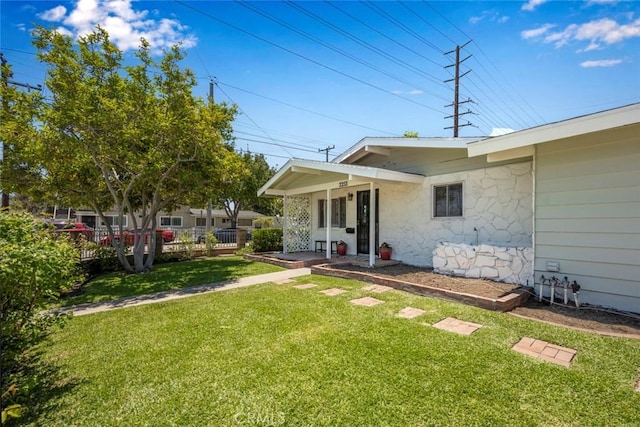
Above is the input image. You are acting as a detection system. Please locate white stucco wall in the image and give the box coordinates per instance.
[380,162,533,267]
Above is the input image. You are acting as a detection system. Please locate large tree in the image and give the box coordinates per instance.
[216,151,279,227]
[1,27,240,273]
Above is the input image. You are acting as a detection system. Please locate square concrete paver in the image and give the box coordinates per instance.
[432,317,483,335]
[350,296,384,307]
[319,288,348,297]
[293,283,318,290]
[512,337,577,368]
[362,284,392,293]
[275,278,295,285]
[398,307,426,319]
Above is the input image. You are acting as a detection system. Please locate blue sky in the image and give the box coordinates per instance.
[2,0,639,168]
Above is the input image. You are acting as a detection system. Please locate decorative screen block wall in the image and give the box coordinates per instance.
[433,242,533,286]
[284,195,311,253]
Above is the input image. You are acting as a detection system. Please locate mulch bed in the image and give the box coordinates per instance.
[328,263,640,338]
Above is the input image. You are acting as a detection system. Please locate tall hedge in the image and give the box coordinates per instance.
[252,228,283,252]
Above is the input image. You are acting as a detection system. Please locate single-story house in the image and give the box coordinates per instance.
[75,205,265,230]
[258,103,639,313]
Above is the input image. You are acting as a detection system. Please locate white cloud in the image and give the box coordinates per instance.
[36,0,197,52]
[469,10,509,25]
[580,58,623,67]
[490,128,516,136]
[587,0,619,5]
[522,0,547,12]
[521,24,555,39]
[38,5,67,21]
[391,89,424,95]
[522,17,640,50]
[16,23,27,32]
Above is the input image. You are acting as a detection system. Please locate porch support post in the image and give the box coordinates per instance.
[283,195,288,254]
[369,181,376,267]
[326,188,332,260]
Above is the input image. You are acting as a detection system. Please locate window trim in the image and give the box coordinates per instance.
[433,182,464,218]
[160,216,183,227]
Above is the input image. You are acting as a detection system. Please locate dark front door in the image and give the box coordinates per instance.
[356,189,379,254]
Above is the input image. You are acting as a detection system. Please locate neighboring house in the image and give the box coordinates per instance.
[75,205,265,230]
[258,104,639,313]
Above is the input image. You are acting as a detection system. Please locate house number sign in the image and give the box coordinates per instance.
[338,181,348,188]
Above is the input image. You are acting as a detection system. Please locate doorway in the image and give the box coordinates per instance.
[356,189,379,254]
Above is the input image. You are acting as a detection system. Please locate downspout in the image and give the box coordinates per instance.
[369,181,376,267]
[531,148,536,288]
[326,188,332,260]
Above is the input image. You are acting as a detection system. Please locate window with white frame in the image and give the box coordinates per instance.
[195,218,207,227]
[102,215,128,227]
[318,197,346,228]
[433,183,463,217]
[238,218,253,227]
[160,216,183,227]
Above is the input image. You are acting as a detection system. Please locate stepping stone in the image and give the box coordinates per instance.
[398,307,426,319]
[350,296,384,307]
[363,284,392,293]
[432,317,483,335]
[319,288,347,297]
[293,283,318,290]
[512,337,577,368]
[275,278,295,285]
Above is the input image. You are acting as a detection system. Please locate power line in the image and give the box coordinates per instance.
[284,1,450,93]
[214,82,295,158]
[174,0,446,115]
[362,1,444,55]
[217,81,398,136]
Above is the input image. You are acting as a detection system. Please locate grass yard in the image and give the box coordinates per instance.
[28,274,640,426]
[57,256,284,307]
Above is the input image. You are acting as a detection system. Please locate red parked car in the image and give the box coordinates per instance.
[100,228,175,246]
[49,221,94,240]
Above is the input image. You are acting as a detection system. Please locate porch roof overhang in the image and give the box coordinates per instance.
[468,103,640,162]
[258,158,424,197]
[334,136,481,164]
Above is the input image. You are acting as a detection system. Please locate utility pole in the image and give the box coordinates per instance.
[444,41,474,137]
[318,145,335,162]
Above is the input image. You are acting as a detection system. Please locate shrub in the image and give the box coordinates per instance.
[252,228,283,252]
[176,233,195,260]
[0,212,80,421]
[203,231,218,256]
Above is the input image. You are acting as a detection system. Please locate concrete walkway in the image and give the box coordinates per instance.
[61,268,311,317]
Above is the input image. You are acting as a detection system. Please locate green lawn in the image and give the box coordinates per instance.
[29,274,640,426]
[57,256,284,306]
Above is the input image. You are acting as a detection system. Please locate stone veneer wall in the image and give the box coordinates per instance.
[380,162,533,267]
[433,242,533,286]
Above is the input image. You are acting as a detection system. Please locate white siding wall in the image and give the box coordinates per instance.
[382,162,533,267]
[534,126,640,313]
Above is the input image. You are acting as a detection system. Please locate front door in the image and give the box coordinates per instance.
[356,189,379,254]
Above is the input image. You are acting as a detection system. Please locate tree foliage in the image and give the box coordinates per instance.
[216,151,279,226]
[1,27,240,273]
[0,212,80,420]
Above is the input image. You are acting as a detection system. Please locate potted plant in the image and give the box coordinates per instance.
[379,242,392,260]
[336,240,348,256]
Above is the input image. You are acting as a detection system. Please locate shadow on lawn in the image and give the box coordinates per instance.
[61,256,258,306]
[9,348,82,426]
